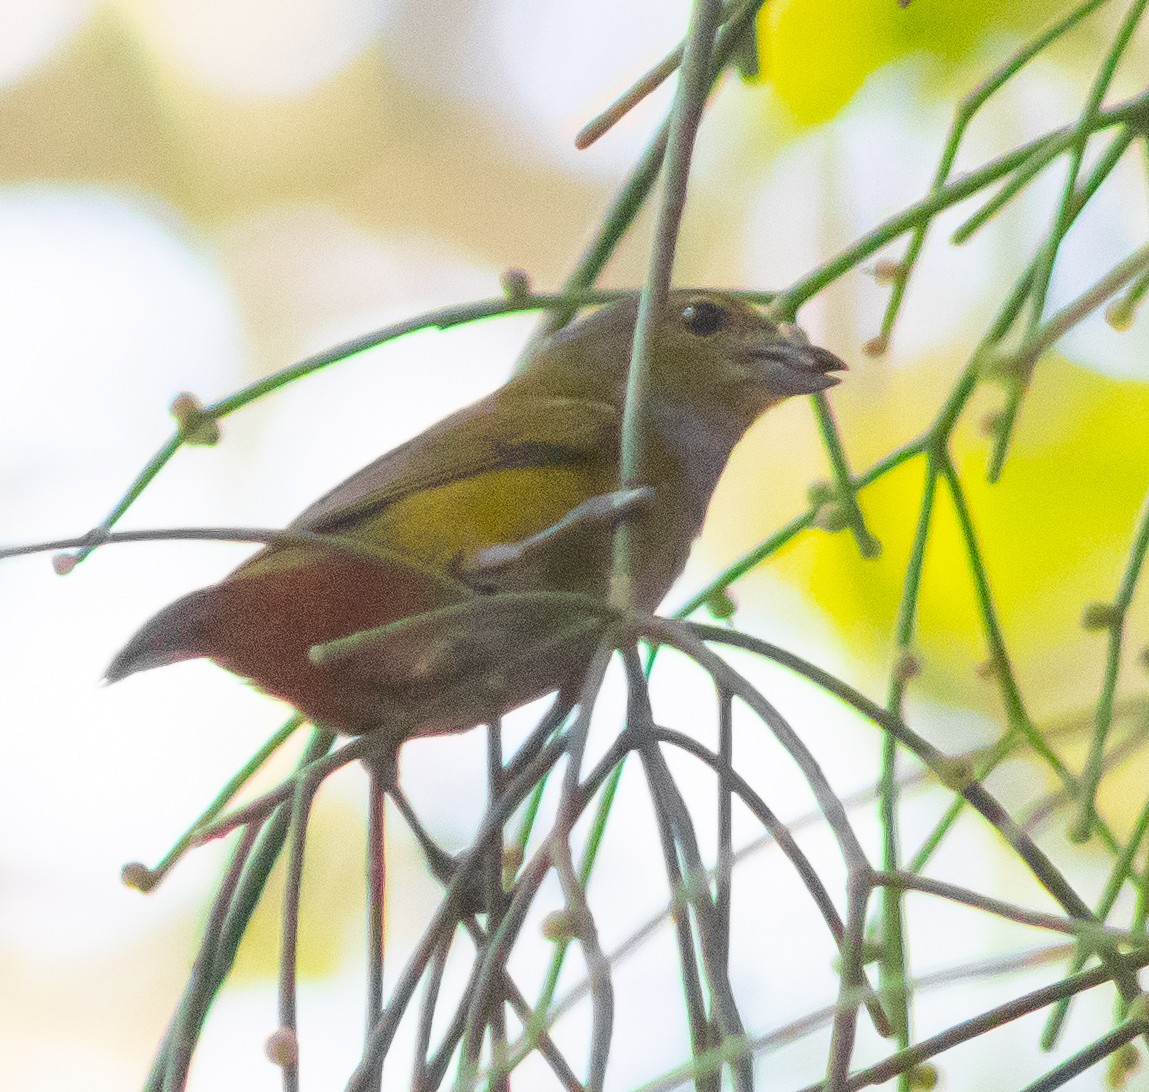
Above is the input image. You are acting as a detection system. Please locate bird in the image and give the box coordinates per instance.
[106,290,845,747]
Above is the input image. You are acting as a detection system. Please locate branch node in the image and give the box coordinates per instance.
[265,1026,299,1068]
[120,861,157,893]
[170,392,220,447]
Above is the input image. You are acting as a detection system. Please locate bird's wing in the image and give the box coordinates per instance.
[292,395,620,535]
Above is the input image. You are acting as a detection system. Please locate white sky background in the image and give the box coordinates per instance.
[2,2,1148,1090]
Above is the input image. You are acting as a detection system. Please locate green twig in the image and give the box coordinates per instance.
[1072,487,1149,841]
[877,0,1116,344]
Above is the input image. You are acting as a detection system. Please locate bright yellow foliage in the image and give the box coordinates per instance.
[757,0,1057,125]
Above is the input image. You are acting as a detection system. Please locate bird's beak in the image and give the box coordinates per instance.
[747,322,848,397]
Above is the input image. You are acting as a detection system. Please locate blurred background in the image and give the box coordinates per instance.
[3,0,1149,1088]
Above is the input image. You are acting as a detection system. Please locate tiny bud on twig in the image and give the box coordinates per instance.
[501,845,524,889]
[975,656,1000,680]
[52,552,78,576]
[1107,1042,1141,1089]
[815,504,850,533]
[892,650,921,683]
[541,907,585,942]
[705,589,737,620]
[935,757,975,794]
[265,1027,299,1068]
[908,1063,939,1090]
[1066,822,1091,845]
[979,410,1005,437]
[121,861,156,892]
[170,392,220,446]
[977,347,1030,386]
[853,936,884,966]
[1105,298,1135,332]
[807,480,835,508]
[871,259,904,285]
[500,268,532,303]
[1082,601,1121,631]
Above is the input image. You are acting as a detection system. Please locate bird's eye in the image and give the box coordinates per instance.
[681,301,727,336]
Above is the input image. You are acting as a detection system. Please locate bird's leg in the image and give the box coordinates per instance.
[458,485,656,577]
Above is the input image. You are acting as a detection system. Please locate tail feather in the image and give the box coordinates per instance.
[105,587,218,683]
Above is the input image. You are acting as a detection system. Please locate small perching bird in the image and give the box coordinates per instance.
[107,291,845,743]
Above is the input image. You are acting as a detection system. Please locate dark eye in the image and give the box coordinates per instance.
[681,300,727,336]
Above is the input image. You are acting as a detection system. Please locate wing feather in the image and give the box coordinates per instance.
[292,395,619,535]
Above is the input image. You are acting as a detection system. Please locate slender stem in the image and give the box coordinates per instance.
[546,0,769,335]
[1019,1021,1146,1092]
[715,688,734,974]
[1,526,472,597]
[1072,486,1149,836]
[876,458,937,1059]
[364,766,387,1092]
[774,89,1149,313]
[139,716,302,890]
[826,875,870,1092]
[1015,239,1149,379]
[62,291,624,564]
[950,137,1070,245]
[797,957,1149,1092]
[681,623,1143,1008]
[614,0,723,606]
[144,729,335,1092]
[1024,0,1148,335]
[811,392,880,558]
[277,768,321,1092]
[1042,796,1149,1048]
[484,720,510,1092]
[877,0,1116,342]
[576,45,683,150]
[622,665,719,1092]
[877,870,1149,944]
[674,441,926,619]
[553,840,615,1092]
[160,824,261,1092]
[411,933,450,1091]
[937,456,1124,855]
[348,739,568,1092]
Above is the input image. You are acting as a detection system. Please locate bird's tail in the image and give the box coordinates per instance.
[105,587,218,683]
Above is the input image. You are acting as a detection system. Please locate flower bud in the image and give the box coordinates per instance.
[815,504,850,533]
[1105,298,1135,332]
[892,650,922,683]
[541,907,585,942]
[1106,1042,1141,1088]
[1082,602,1120,631]
[120,862,156,892]
[872,260,904,284]
[500,268,532,303]
[908,1063,939,1090]
[705,589,737,620]
[501,845,524,889]
[170,392,220,446]
[52,552,78,576]
[265,1027,298,1068]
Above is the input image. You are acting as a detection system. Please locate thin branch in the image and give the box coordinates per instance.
[614,0,723,606]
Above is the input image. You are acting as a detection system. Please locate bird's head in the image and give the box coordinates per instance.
[648,291,846,426]
[524,289,846,430]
